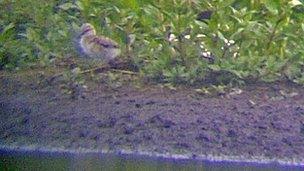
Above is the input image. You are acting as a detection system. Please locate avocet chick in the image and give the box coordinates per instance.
[79,23,121,63]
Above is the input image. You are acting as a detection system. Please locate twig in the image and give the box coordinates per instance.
[48,66,138,83]
[111,69,138,75]
[80,66,108,74]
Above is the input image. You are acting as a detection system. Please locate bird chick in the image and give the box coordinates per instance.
[79,23,121,63]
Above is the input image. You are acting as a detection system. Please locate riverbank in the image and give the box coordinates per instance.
[1,68,304,166]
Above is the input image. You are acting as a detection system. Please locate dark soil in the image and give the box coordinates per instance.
[1,68,304,164]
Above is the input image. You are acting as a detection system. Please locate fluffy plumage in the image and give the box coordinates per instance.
[78,23,121,63]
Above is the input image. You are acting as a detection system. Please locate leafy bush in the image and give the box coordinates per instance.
[1,0,304,85]
[0,0,77,68]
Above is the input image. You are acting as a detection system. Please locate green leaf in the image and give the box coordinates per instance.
[263,0,280,15]
[290,0,302,7]
[219,0,236,8]
[301,23,304,32]
[230,28,244,39]
[0,23,15,42]
[75,1,84,10]
[1,23,15,34]
[208,64,221,71]
[121,0,139,11]
[58,3,78,10]
[194,20,209,30]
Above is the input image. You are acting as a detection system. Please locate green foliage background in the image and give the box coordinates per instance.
[1,0,304,85]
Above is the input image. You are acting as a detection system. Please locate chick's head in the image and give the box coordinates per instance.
[80,23,96,36]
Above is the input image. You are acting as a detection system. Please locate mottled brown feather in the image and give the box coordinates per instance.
[91,37,119,49]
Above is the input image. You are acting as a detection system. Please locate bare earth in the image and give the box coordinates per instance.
[1,68,304,165]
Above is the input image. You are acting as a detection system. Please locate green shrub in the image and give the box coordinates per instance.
[1,0,304,85]
[0,0,77,68]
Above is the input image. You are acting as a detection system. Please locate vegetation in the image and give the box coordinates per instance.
[1,0,304,85]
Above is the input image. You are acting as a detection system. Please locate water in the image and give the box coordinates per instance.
[1,149,303,171]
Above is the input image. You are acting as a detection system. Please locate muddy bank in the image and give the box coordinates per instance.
[1,69,304,165]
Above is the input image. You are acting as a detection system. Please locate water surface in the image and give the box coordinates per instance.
[1,149,303,171]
